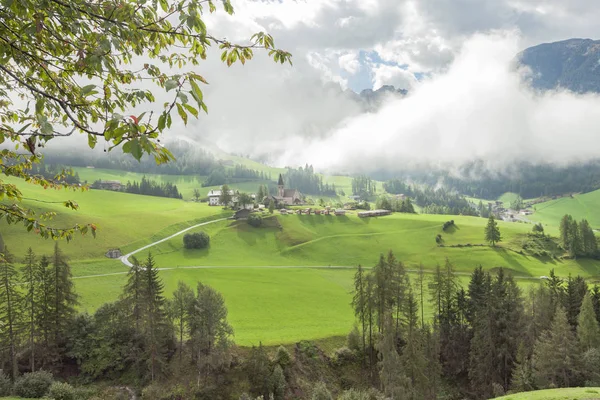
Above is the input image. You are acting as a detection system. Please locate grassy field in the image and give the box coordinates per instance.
[492,387,600,400]
[143,212,598,278]
[530,189,600,229]
[0,175,230,260]
[4,169,600,346]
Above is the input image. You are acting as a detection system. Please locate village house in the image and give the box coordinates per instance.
[207,189,254,209]
[94,180,122,191]
[264,174,303,206]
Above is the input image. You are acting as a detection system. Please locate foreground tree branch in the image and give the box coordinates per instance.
[0,0,292,239]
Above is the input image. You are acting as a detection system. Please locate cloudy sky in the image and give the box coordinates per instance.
[56,0,600,173]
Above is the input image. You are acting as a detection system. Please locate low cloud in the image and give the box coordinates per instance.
[276,31,600,173]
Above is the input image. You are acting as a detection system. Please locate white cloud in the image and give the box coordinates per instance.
[338,52,361,74]
[277,32,600,172]
[371,64,417,90]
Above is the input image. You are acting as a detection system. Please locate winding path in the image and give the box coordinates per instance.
[119,217,229,267]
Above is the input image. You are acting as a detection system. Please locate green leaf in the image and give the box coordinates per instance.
[130,139,143,160]
[165,79,178,92]
[176,103,188,125]
[88,134,97,149]
[159,0,168,12]
[183,103,198,118]
[157,113,166,131]
[81,84,96,95]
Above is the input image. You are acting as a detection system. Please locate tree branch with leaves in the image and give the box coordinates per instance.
[0,0,291,240]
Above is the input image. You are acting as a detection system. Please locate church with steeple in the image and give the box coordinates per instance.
[265,174,302,206]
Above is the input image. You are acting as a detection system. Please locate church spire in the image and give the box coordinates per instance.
[278,174,284,186]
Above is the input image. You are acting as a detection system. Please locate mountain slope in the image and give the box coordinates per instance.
[518,38,600,93]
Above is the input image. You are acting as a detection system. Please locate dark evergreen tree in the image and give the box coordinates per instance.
[533,306,580,388]
[51,243,78,349]
[484,215,501,246]
[22,247,39,372]
[0,248,21,380]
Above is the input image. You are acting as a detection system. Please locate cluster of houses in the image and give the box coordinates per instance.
[208,174,302,208]
[279,207,347,216]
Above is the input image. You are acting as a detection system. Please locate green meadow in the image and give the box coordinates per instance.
[3,171,600,346]
[530,189,600,228]
[492,387,600,400]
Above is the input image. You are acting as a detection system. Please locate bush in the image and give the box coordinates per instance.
[248,214,263,228]
[0,372,11,396]
[14,370,54,398]
[49,382,75,400]
[347,326,361,352]
[73,386,99,400]
[183,231,210,249]
[442,220,455,231]
[333,347,356,365]
[297,340,319,360]
[312,382,333,400]
[275,345,292,367]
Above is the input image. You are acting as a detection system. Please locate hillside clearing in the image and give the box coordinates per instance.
[492,387,600,400]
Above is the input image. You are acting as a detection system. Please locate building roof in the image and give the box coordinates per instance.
[278,174,284,186]
[207,190,236,197]
[282,189,298,198]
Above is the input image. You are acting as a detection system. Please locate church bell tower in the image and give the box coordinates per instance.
[278,174,284,197]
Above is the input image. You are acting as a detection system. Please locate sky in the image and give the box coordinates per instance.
[52,0,600,173]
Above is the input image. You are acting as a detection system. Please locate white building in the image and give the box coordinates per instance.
[207,189,237,206]
[207,189,254,209]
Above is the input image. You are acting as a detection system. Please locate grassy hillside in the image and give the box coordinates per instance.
[145,213,599,279]
[492,387,600,400]
[0,176,230,260]
[530,189,600,228]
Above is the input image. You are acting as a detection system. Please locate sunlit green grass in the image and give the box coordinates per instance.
[492,387,600,400]
[530,189,600,229]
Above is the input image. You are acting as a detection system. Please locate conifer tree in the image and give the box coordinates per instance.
[0,248,21,380]
[270,364,286,400]
[533,306,580,388]
[378,315,410,399]
[168,281,195,364]
[190,282,233,380]
[400,290,430,399]
[22,247,39,371]
[484,215,502,246]
[247,343,271,399]
[577,292,600,351]
[36,255,56,365]
[51,243,78,347]
[511,341,535,393]
[352,265,367,354]
[563,275,587,328]
[122,256,145,331]
[142,252,171,381]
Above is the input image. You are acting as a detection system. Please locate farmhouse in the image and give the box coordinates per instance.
[207,189,238,206]
[358,209,392,218]
[94,180,122,191]
[264,174,303,206]
[233,208,252,220]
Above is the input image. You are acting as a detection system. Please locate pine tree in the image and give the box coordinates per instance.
[51,242,78,347]
[22,247,39,371]
[36,255,56,366]
[577,292,600,351]
[0,248,21,380]
[563,275,587,328]
[168,281,195,364]
[270,364,286,400]
[190,282,233,380]
[485,215,501,246]
[122,256,145,331]
[400,289,429,399]
[352,265,367,354]
[247,343,271,399]
[511,341,534,393]
[378,315,410,399]
[142,252,171,381]
[268,198,275,214]
[533,306,580,388]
